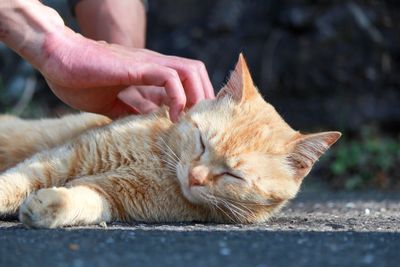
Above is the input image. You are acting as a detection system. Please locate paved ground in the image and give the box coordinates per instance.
[1,188,399,267]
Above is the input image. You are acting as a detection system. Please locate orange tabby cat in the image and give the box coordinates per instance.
[0,54,340,228]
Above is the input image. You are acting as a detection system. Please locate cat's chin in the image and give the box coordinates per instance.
[181,186,206,205]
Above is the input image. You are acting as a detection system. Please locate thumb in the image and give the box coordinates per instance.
[103,99,139,119]
[118,89,160,114]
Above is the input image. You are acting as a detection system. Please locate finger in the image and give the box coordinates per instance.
[131,51,214,101]
[135,86,169,106]
[171,58,215,99]
[152,57,207,107]
[180,68,205,107]
[104,98,139,119]
[195,61,215,99]
[129,64,186,122]
[118,88,160,114]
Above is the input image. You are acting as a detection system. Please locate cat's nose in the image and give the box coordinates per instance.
[188,165,209,187]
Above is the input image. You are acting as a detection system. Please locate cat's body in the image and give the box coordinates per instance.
[0,112,213,226]
[0,55,340,228]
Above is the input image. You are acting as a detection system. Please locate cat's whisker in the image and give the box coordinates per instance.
[159,158,177,170]
[151,140,177,159]
[198,191,216,215]
[213,202,236,223]
[223,199,258,219]
[153,143,179,165]
[224,199,252,215]
[199,191,225,217]
[158,137,181,163]
[163,168,176,175]
[160,152,177,165]
[217,198,245,222]
[207,194,253,222]
[202,192,238,223]
[158,150,179,172]
[222,196,274,207]
[152,141,184,176]
[226,202,253,222]
[221,203,243,222]
[224,198,255,216]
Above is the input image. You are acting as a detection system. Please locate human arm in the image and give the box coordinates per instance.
[0,0,214,121]
[74,0,146,48]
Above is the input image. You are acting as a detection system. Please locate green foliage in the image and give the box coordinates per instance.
[326,128,400,190]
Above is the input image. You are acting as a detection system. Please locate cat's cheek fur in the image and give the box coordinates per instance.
[171,121,207,204]
[176,162,191,199]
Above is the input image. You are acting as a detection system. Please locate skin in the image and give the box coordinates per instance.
[75,0,169,115]
[0,0,214,121]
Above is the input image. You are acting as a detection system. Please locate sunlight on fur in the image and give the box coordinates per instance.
[0,54,341,228]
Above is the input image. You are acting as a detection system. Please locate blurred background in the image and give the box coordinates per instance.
[0,0,399,190]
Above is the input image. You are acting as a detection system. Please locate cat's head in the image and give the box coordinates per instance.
[168,54,341,223]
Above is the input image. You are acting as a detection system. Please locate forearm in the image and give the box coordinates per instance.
[75,0,146,48]
[0,0,65,68]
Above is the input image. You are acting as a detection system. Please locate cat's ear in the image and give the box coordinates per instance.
[217,53,258,102]
[288,131,341,180]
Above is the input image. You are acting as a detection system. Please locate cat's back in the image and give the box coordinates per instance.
[74,110,173,175]
[0,113,111,171]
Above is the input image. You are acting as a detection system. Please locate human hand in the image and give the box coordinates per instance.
[117,86,170,115]
[0,0,214,121]
[74,0,170,116]
[40,28,214,121]
[74,0,158,115]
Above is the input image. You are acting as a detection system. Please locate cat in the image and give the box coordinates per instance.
[0,54,341,228]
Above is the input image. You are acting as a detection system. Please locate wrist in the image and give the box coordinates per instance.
[0,0,65,67]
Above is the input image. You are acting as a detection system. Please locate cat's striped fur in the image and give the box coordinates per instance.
[0,54,340,228]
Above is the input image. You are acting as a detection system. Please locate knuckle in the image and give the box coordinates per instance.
[172,92,186,104]
[187,68,197,77]
[187,60,206,73]
[184,65,199,79]
[176,100,186,109]
[166,69,179,80]
[195,60,206,71]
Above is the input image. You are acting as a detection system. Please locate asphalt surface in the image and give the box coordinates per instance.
[1,188,399,267]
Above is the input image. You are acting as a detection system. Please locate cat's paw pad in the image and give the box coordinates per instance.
[19,188,70,228]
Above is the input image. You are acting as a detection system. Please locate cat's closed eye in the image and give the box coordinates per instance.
[220,172,244,181]
[195,130,206,158]
[199,132,205,153]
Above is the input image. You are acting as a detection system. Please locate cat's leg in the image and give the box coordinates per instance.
[18,171,128,228]
[0,127,114,216]
[19,185,112,228]
[0,146,75,215]
[0,113,111,171]
[18,169,141,228]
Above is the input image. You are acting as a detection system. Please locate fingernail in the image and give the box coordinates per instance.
[170,108,184,123]
[170,110,178,123]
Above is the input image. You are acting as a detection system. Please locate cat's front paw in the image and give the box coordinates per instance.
[19,188,70,228]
